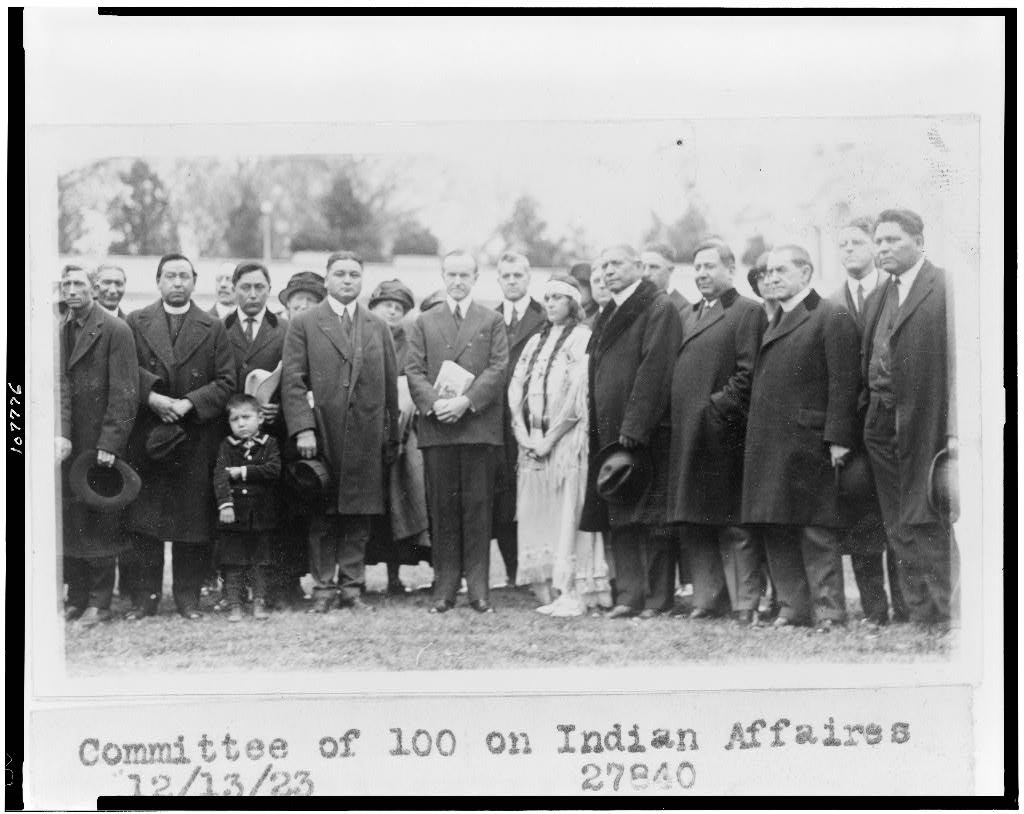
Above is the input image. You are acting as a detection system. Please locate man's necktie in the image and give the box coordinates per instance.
[168,313,185,345]
[453,304,463,326]
[340,309,352,339]
[771,307,783,329]
[508,308,519,335]
[245,317,256,344]
[856,283,865,314]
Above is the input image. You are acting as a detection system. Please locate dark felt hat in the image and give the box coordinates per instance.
[833,451,876,509]
[594,441,653,506]
[284,457,332,501]
[369,279,415,314]
[419,289,447,313]
[569,262,593,289]
[927,448,960,522]
[747,267,762,298]
[278,271,327,308]
[144,424,188,464]
[68,450,142,512]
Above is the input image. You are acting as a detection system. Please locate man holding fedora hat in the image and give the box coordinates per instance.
[282,250,400,614]
[121,253,236,620]
[57,264,140,626]
[861,209,959,629]
[580,244,682,619]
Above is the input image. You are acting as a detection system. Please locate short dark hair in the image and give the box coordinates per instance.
[326,250,364,271]
[642,243,676,264]
[156,253,196,281]
[772,244,814,274]
[842,216,876,237]
[441,249,478,273]
[225,393,261,417]
[693,239,736,268]
[875,208,924,238]
[233,262,271,286]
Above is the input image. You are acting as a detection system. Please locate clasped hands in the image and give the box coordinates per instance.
[432,395,471,424]
[148,392,193,424]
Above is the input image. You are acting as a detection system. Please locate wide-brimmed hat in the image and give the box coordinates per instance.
[369,279,415,314]
[927,448,960,521]
[594,441,653,506]
[278,271,327,308]
[833,451,876,509]
[68,450,142,512]
[144,424,188,464]
[284,457,332,500]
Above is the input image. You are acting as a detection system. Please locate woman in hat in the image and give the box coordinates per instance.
[508,274,611,616]
[364,279,432,594]
[279,270,328,318]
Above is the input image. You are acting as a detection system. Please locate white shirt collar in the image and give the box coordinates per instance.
[236,306,267,332]
[447,295,472,316]
[893,255,925,305]
[326,295,358,319]
[846,268,880,300]
[611,279,642,307]
[779,285,813,313]
[502,297,529,323]
[214,301,234,318]
[163,301,191,316]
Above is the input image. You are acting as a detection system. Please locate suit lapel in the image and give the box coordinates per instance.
[316,299,353,361]
[67,306,104,369]
[172,303,213,365]
[452,302,482,360]
[890,262,936,337]
[138,302,176,371]
[681,301,725,347]
[509,301,545,352]
[762,298,811,348]
[349,304,367,388]
[247,314,277,361]
[599,279,657,354]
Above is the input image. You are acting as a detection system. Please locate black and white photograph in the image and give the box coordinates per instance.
[14,10,1008,805]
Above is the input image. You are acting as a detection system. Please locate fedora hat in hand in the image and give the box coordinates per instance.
[927,448,960,522]
[833,451,876,509]
[68,449,142,512]
[284,457,332,501]
[594,441,653,506]
[144,423,188,465]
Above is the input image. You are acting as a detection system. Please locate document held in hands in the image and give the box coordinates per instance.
[434,360,475,398]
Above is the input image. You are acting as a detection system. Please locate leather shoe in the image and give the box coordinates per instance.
[772,616,797,629]
[306,596,333,614]
[64,606,84,622]
[429,600,454,614]
[689,607,719,620]
[78,607,109,627]
[638,609,661,619]
[469,600,494,614]
[180,609,203,621]
[815,619,845,633]
[342,597,374,612]
[252,600,269,620]
[732,610,756,626]
[607,604,638,619]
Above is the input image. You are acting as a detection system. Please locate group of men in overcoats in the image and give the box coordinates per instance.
[57,206,958,630]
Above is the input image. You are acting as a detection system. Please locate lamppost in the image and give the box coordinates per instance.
[260,200,273,264]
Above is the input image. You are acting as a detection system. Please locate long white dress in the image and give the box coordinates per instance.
[508,323,610,606]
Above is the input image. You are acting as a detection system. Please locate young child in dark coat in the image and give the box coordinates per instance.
[214,394,282,621]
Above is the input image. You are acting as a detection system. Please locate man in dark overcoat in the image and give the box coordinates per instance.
[122,253,236,620]
[282,250,399,614]
[741,245,861,630]
[580,244,682,618]
[222,262,306,607]
[667,240,767,624]
[57,265,139,625]
[831,217,906,624]
[491,250,546,586]
[406,249,509,613]
[861,209,958,627]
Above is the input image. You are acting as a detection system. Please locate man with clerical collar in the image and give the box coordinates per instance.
[580,244,682,619]
[209,262,237,320]
[829,217,906,626]
[492,249,546,587]
[57,264,139,626]
[93,263,128,319]
[406,249,509,614]
[667,239,767,624]
[122,252,236,621]
[861,208,958,630]
[741,244,861,632]
[282,250,400,615]
[641,243,690,317]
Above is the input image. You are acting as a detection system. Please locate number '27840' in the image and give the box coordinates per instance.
[581,761,695,792]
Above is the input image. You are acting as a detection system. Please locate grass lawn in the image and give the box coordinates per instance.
[64,547,951,675]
